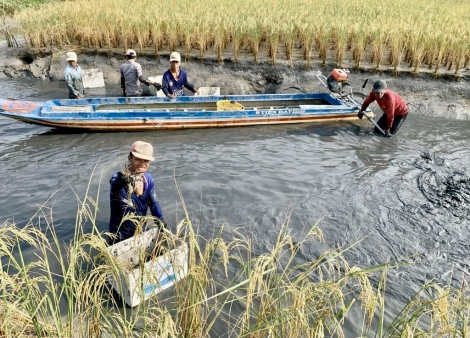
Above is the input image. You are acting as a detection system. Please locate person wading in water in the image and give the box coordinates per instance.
[358,80,409,137]
[108,141,167,244]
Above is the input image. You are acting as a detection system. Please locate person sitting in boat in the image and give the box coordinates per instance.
[162,51,199,99]
[108,140,167,245]
[63,51,85,99]
[357,80,409,137]
[120,49,156,97]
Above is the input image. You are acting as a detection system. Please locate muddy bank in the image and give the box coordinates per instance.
[1,43,470,120]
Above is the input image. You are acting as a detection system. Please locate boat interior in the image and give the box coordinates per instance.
[92,99,333,112]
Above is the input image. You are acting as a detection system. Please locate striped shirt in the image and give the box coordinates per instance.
[120,60,144,96]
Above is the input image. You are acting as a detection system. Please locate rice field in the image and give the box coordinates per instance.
[1,181,470,337]
[12,0,470,75]
[2,0,53,15]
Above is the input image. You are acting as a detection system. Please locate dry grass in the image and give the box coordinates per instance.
[11,0,470,76]
[1,175,470,337]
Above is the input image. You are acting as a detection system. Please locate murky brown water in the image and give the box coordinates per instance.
[1,77,470,336]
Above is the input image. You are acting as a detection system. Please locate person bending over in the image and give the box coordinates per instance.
[120,49,157,97]
[162,51,199,98]
[108,140,166,244]
[358,80,409,137]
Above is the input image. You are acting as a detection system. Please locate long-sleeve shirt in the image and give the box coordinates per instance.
[361,89,409,130]
[109,171,164,241]
[63,64,85,99]
[162,68,196,97]
[120,60,149,96]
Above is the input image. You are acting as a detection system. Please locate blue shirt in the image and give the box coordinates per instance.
[162,68,196,97]
[109,171,165,241]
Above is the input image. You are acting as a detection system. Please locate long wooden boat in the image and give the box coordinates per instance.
[0,93,366,131]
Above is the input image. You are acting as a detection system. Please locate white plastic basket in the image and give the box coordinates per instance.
[107,228,188,307]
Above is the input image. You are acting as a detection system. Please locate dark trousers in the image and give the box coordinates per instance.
[374,113,408,136]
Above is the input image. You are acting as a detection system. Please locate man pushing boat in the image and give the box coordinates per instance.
[357,80,409,137]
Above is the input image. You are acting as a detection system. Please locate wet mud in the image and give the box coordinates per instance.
[417,153,470,216]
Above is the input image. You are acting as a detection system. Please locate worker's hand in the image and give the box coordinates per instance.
[385,132,393,138]
[121,173,131,184]
[153,83,162,91]
[357,111,364,119]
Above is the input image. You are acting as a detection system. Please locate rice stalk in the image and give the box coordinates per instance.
[282,21,297,67]
[298,23,315,68]
[332,23,349,68]
[180,21,195,61]
[267,24,281,65]
[350,25,368,69]
[193,19,209,59]
[246,16,265,63]
[214,18,228,62]
[388,30,407,74]
[150,19,164,56]
[231,21,246,63]
[315,23,331,66]
[2,168,470,337]
[370,29,388,70]
[9,0,470,76]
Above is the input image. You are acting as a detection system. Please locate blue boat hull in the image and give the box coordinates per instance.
[0,93,364,131]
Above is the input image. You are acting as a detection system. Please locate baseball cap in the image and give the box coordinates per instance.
[65,52,77,61]
[126,49,137,57]
[170,51,181,62]
[130,141,154,161]
[373,80,387,93]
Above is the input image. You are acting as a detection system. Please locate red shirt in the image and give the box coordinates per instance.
[361,90,408,129]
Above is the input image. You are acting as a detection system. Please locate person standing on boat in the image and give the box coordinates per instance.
[63,51,85,99]
[108,140,167,244]
[120,49,155,97]
[357,80,408,137]
[162,51,199,99]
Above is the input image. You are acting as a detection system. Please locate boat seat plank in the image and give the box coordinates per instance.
[93,99,333,112]
[95,102,217,111]
[50,106,94,112]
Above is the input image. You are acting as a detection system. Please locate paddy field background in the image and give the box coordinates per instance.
[3,0,470,77]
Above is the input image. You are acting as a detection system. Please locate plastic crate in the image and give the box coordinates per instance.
[107,228,188,307]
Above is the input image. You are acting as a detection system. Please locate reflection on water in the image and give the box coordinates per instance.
[1,77,470,335]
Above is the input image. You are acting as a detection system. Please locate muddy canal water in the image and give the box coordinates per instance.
[1,75,470,335]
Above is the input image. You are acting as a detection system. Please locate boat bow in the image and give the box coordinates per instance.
[0,98,44,118]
